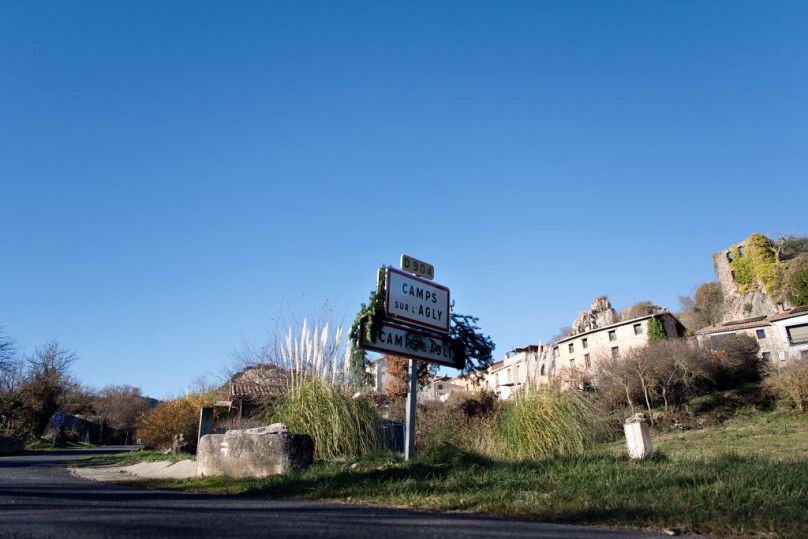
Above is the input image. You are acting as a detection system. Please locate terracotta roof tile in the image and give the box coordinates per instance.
[230,381,286,399]
[696,318,771,335]
[770,306,808,322]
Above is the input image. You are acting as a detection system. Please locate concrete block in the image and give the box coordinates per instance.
[197,423,313,478]
[624,414,653,459]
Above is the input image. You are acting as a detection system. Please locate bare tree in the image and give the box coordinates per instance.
[13,342,77,439]
[595,351,638,414]
[773,234,808,262]
[643,340,714,412]
[382,355,433,400]
[550,326,573,343]
[93,385,150,444]
[620,301,655,321]
[678,282,724,331]
[0,325,14,377]
[622,348,656,422]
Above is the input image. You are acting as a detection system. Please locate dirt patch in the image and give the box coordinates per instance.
[72,459,197,482]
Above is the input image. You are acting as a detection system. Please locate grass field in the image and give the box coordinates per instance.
[111,409,807,538]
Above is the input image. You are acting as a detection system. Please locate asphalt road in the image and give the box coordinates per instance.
[0,448,669,539]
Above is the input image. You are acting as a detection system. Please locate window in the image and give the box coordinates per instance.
[438,384,443,390]
[608,330,617,341]
[553,346,559,358]
[582,338,588,349]
[739,246,745,257]
[633,323,643,335]
[570,358,576,369]
[611,346,620,359]
[540,364,545,376]
[568,343,574,354]
[762,352,771,361]
[726,251,734,262]
[584,353,591,369]
[756,329,766,339]
[786,323,808,345]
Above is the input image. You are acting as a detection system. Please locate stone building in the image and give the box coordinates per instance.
[469,298,685,396]
[552,310,686,382]
[418,375,465,402]
[225,364,288,419]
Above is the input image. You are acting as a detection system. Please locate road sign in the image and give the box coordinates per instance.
[359,320,461,368]
[385,267,450,333]
[400,254,434,280]
[53,413,65,427]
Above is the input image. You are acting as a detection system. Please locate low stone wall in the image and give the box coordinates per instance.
[0,436,25,454]
[197,424,313,478]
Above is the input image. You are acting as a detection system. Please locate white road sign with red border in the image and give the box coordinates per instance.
[384,267,450,333]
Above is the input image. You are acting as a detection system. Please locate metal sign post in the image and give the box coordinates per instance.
[357,256,453,461]
[404,358,418,460]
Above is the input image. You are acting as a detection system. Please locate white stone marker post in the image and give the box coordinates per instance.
[404,358,418,461]
[624,413,653,459]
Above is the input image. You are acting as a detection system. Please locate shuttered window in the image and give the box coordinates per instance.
[787,324,808,345]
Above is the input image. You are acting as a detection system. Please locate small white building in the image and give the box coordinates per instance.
[418,375,465,402]
[770,307,808,361]
[477,345,545,399]
[696,306,808,363]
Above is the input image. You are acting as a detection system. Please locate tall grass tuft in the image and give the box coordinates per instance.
[278,319,352,388]
[487,388,605,460]
[257,320,380,461]
[271,377,380,461]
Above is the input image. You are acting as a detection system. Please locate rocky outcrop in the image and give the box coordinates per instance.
[571,296,619,335]
[197,423,313,478]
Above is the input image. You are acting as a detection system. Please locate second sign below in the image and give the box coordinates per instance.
[359,321,461,369]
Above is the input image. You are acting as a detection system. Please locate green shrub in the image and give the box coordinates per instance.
[269,377,380,460]
[730,234,782,298]
[487,388,605,460]
[730,246,757,292]
[647,316,666,341]
[138,392,216,450]
[416,393,493,454]
[783,254,808,307]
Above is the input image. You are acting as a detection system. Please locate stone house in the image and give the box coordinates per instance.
[225,364,288,420]
[418,375,465,402]
[536,296,685,385]
[551,311,686,382]
[695,306,808,363]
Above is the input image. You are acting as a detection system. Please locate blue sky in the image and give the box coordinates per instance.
[1,2,806,397]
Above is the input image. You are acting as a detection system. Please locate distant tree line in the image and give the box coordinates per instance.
[0,326,150,444]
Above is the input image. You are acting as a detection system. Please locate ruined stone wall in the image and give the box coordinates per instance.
[713,242,782,322]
